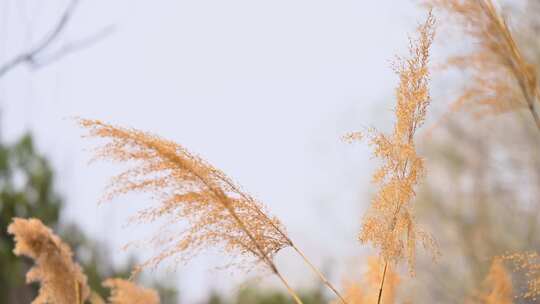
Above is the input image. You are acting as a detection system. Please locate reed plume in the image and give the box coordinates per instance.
[349,12,437,304]
[103,278,160,304]
[425,0,540,129]
[357,12,436,271]
[7,217,90,304]
[79,118,345,304]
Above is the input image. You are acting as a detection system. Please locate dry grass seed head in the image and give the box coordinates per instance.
[358,12,438,274]
[7,217,90,304]
[103,278,160,304]
[78,119,291,275]
[425,0,539,117]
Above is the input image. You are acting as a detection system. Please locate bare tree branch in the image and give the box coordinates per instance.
[31,25,115,68]
[0,0,113,78]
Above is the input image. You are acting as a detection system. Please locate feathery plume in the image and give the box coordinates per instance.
[346,12,437,304]
[78,119,290,271]
[7,217,90,304]
[103,278,160,304]
[78,119,306,304]
[357,12,437,274]
[425,0,540,128]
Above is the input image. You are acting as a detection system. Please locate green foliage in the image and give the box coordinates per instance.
[0,133,178,304]
[0,134,62,303]
[205,285,327,304]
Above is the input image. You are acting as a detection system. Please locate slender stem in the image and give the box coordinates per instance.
[222,202,303,304]
[124,138,305,304]
[75,280,81,304]
[526,101,540,132]
[216,169,348,303]
[273,266,304,304]
[529,87,540,132]
[291,245,348,304]
[377,262,388,304]
[479,0,540,132]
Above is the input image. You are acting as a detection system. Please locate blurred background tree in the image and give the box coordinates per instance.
[0,133,179,303]
[0,134,62,303]
[411,1,540,303]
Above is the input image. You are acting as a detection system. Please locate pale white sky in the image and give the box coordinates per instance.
[0,0,429,302]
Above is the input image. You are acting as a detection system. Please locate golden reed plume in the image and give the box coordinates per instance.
[78,119,348,304]
[7,217,90,304]
[103,278,160,304]
[349,12,438,304]
[425,0,540,129]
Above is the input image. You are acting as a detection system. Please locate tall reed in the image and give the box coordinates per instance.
[350,12,438,304]
[78,119,348,304]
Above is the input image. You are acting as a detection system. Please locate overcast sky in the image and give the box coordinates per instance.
[1,1,428,302]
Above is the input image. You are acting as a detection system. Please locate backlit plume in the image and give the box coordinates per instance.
[103,278,160,304]
[426,0,540,127]
[356,12,437,274]
[7,217,90,304]
[78,119,292,275]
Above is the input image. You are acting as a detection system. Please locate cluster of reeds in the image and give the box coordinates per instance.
[6,0,540,303]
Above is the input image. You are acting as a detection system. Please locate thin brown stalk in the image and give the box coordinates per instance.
[377,262,389,304]
[291,245,348,304]
[426,0,540,130]
[76,281,81,304]
[478,0,540,132]
[210,166,347,302]
[157,143,304,304]
[220,197,304,303]
[273,267,304,304]
[530,87,540,131]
